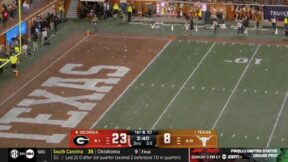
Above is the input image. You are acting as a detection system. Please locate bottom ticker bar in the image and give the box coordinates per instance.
[1,148,288,162]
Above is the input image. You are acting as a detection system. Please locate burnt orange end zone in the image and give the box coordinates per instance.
[0,32,169,147]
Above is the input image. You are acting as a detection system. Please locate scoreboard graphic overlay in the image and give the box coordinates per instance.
[69,130,217,148]
[1,130,286,162]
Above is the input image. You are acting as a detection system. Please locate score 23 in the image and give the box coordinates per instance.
[112,133,127,144]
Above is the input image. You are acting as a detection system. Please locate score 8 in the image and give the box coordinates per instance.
[112,133,127,144]
[163,133,171,144]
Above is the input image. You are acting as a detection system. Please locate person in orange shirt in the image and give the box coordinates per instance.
[176,4,180,18]
[183,4,189,20]
[255,12,261,29]
[142,4,148,17]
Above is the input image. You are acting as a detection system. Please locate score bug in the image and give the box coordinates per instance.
[112,133,128,144]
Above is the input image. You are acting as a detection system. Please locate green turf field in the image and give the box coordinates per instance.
[92,40,288,148]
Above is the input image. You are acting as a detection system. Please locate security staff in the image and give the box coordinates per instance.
[0,57,8,75]
[58,2,64,20]
[0,58,8,62]
[127,5,132,22]
[10,54,18,72]
[113,3,120,18]
[198,9,202,19]
[14,45,20,54]
[284,17,288,36]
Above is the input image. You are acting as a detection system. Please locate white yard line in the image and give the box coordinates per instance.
[0,36,88,106]
[90,34,170,41]
[90,40,173,129]
[212,45,261,130]
[266,91,288,148]
[151,42,216,129]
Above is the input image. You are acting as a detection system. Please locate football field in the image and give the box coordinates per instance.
[0,19,287,148]
[92,40,288,148]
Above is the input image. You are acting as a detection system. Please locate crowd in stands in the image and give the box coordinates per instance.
[80,1,110,19]
[0,0,17,26]
[31,13,60,48]
[0,0,34,26]
[0,0,64,76]
[80,1,154,19]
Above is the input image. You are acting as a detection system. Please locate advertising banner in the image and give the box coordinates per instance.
[6,21,27,44]
[264,6,288,21]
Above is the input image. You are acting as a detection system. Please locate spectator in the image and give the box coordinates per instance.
[8,3,16,19]
[106,2,111,18]
[23,0,30,10]
[2,9,8,25]
[271,16,277,29]
[41,28,47,45]
[237,20,243,35]
[50,16,55,32]
[0,11,2,25]
[22,44,28,57]
[31,33,38,52]
[53,14,59,31]
[255,12,261,29]
[92,14,98,32]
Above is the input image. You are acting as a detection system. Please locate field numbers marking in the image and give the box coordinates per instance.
[225,58,262,65]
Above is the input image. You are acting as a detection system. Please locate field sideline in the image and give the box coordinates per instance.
[92,39,288,148]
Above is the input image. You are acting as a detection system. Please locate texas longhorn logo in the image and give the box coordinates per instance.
[195,135,213,147]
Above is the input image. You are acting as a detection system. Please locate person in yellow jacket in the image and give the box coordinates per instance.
[0,58,8,62]
[198,9,202,20]
[58,2,64,20]
[113,3,120,18]
[10,53,18,72]
[127,5,132,22]
[14,45,20,54]
[284,17,288,37]
[0,57,8,75]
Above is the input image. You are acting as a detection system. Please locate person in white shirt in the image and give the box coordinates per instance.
[22,44,28,57]
[23,0,30,10]
[237,20,243,35]
[271,16,277,29]
[42,29,48,45]
[92,15,98,32]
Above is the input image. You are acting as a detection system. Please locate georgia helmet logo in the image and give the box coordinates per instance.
[73,136,89,146]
